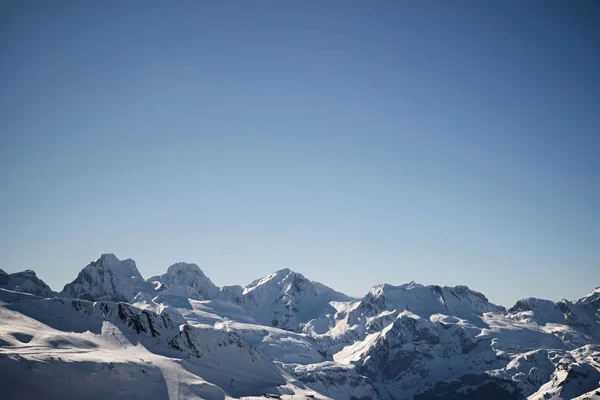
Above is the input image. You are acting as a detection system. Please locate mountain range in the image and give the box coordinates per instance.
[1,253,599,399]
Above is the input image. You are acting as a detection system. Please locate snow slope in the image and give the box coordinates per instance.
[0,288,301,399]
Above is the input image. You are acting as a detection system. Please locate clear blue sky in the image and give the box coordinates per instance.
[1,1,599,307]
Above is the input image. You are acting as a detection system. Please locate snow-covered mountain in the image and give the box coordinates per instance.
[0,268,56,298]
[357,281,505,320]
[507,289,600,342]
[242,268,352,332]
[61,253,151,302]
[2,254,599,399]
[148,262,220,303]
[303,281,504,345]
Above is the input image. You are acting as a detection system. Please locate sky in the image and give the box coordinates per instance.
[1,1,599,307]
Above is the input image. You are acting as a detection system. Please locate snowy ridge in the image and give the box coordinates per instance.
[360,282,504,320]
[0,268,56,298]
[576,287,600,305]
[507,289,600,341]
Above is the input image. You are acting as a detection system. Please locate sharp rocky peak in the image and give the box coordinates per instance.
[275,268,293,276]
[89,253,139,274]
[244,268,303,293]
[60,253,149,302]
[92,253,120,264]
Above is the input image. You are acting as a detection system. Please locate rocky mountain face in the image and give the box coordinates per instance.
[60,253,151,302]
[0,269,56,298]
[2,254,600,400]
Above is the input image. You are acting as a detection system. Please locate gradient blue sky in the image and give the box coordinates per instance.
[1,1,599,306]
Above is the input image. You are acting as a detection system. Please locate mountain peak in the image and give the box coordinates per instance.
[89,253,139,274]
[276,268,301,281]
[94,253,119,264]
[400,280,420,289]
[242,268,351,331]
[61,254,148,302]
[576,287,600,305]
[244,268,301,295]
[151,262,218,301]
[166,262,207,277]
[361,281,502,320]
[275,268,293,275]
[0,269,56,298]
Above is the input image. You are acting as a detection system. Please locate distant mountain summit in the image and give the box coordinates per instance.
[146,262,221,309]
[148,262,220,300]
[242,268,352,331]
[0,269,56,298]
[303,281,505,344]
[356,282,504,321]
[60,253,150,302]
[508,287,600,341]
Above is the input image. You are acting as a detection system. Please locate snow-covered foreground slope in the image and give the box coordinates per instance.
[0,289,314,399]
[1,253,600,399]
